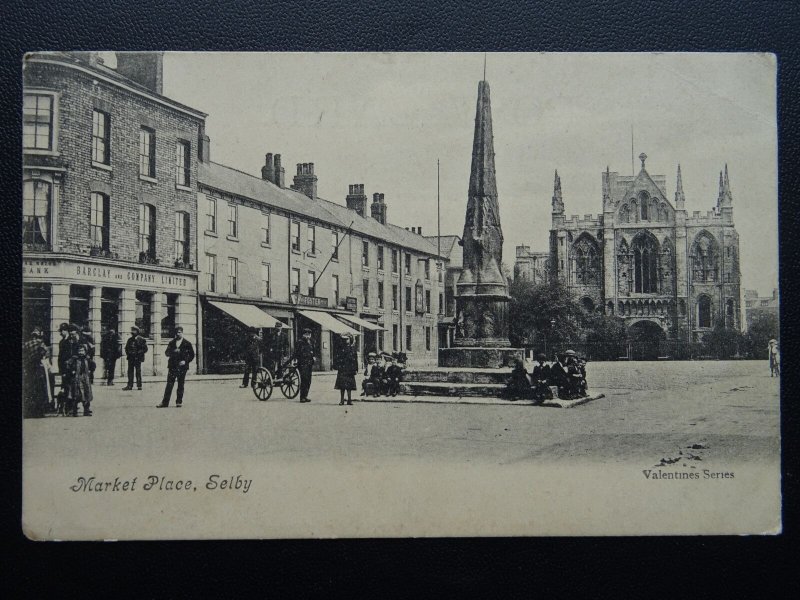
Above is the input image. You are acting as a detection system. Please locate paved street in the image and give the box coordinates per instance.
[25,360,779,466]
[22,359,781,538]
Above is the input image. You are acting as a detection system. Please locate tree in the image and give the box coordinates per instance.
[508,279,583,353]
[744,313,779,359]
[584,313,627,360]
[702,322,746,359]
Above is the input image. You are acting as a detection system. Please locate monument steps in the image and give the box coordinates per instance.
[399,381,506,398]
[403,368,511,385]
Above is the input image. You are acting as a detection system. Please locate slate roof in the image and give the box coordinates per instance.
[198,161,442,257]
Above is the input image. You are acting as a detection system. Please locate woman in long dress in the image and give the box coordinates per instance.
[334,333,358,405]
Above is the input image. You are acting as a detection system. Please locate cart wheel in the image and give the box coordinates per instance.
[280,367,301,399]
[253,368,273,401]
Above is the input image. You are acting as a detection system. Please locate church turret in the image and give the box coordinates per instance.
[675,164,686,210]
[552,169,565,228]
[720,163,734,223]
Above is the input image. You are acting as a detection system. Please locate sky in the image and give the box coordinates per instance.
[157,52,778,295]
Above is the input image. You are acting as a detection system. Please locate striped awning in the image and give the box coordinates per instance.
[208,300,281,328]
[336,314,385,331]
[297,310,360,336]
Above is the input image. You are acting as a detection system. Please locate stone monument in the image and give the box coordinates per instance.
[439,79,523,368]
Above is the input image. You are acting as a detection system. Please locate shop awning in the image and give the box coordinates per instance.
[208,300,281,328]
[298,310,360,336]
[336,314,385,331]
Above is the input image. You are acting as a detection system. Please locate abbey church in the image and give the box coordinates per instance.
[517,152,742,356]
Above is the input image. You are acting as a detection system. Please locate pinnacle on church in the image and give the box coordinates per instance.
[675,164,685,208]
[721,163,733,206]
[554,169,561,194]
[552,168,564,214]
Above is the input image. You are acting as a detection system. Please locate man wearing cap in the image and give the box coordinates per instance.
[334,333,358,405]
[81,325,97,384]
[549,352,569,399]
[384,354,402,397]
[123,325,148,391]
[240,328,263,388]
[531,353,552,402]
[264,323,289,378]
[292,328,316,402]
[158,326,195,408]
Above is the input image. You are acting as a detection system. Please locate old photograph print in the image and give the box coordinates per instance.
[21,52,780,538]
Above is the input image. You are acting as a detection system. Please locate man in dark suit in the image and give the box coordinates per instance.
[158,326,195,408]
[100,327,122,386]
[123,325,148,390]
[293,328,316,403]
[549,352,569,399]
[240,329,262,388]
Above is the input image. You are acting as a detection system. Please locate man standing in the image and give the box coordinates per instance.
[100,327,122,386]
[81,325,96,384]
[549,352,569,399]
[293,328,315,403]
[123,325,148,391]
[531,353,552,403]
[66,344,93,416]
[158,326,195,408]
[264,323,289,377]
[240,329,262,388]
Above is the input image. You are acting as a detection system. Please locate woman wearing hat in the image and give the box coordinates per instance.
[334,333,358,405]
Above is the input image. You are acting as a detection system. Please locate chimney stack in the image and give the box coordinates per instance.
[370,193,387,225]
[346,184,368,217]
[198,125,211,163]
[114,52,164,95]
[273,154,285,188]
[261,153,274,181]
[291,162,318,199]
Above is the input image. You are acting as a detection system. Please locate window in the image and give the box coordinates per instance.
[228,258,238,294]
[138,203,156,260]
[424,259,430,279]
[392,249,398,273]
[392,324,398,351]
[161,293,177,337]
[174,211,190,264]
[691,233,720,283]
[404,253,411,275]
[176,140,190,186]
[22,180,51,248]
[632,233,658,294]
[392,284,399,310]
[262,264,271,297]
[378,246,385,270]
[363,279,370,307]
[405,287,412,311]
[439,293,444,314]
[438,263,443,283]
[91,110,110,164]
[405,325,412,351]
[291,222,300,252]
[135,290,153,337]
[227,204,238,238]
[291,268,301,299]
[726,299,735,328]
[761,299,770,307]
[425,290,431,313]
[206,254,216,292]
[425,327,431,351]
[308,271,316,296]
[23,94,54,150]
[698,295,711,329]
[69,285,91,329]
[206,197,216,232]
[262,213,271,245]
[139,127,156,178]
[331,231,339,260]
[378,331,385,351]
[90,192,110,250]
[378,282,385,309]
[572,236,601,286]
[307,225,316,254]
[332,274,340,305]
[362,241,369,267]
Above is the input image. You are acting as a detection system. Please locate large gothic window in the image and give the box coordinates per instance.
[632,232,659,294]
[571,234,600,285]
[691,231,719,283]
[639,191,650,221]
[697,295,712,328]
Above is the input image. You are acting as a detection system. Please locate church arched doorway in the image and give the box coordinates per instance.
[628,320,666,361]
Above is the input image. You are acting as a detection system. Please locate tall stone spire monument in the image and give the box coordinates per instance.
[440,79,522,368]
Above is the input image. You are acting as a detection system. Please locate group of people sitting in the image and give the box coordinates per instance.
[361,351,405,398]
[505,349,589,402]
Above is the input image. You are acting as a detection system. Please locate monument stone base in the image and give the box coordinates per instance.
[439,347,524,369]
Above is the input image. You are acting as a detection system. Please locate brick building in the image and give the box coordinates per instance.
[516,154,743,359]
[23,52,208,376]
[744,288,779,328]
[196,160,447,372]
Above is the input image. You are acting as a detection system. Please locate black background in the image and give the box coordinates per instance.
[1,0,798,595]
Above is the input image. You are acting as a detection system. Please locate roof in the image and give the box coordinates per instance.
[424,235,460,259]
[198,161,442,257]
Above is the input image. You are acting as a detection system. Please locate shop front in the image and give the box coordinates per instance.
[295,309,359,371]
[23,254,197,377]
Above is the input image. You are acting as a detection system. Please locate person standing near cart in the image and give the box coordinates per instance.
[293,328,316,403]
[240,328,262,388]
[334,333,358,405]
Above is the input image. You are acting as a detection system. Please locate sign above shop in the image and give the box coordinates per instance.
[298,294,329,308]
[22,256,197,292]
[345,296,358,312]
